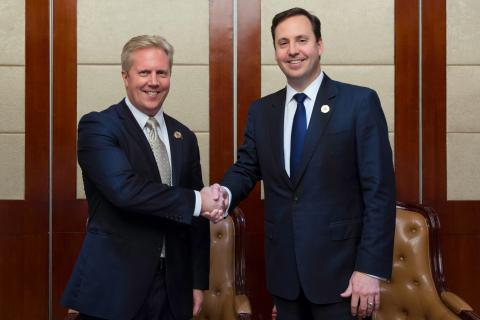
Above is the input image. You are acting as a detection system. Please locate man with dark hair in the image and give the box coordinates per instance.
[220,7,396,320]
[270,7,322,45]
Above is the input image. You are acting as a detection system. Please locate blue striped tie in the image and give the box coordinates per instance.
[290,93,307,179]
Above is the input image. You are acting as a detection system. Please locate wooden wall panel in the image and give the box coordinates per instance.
[209,0,234,182]
[52,0,82,227]
[422,0,447,206]
[394,0,420,203]
[422,0,480,311]
[52,233,85,319]
[236,1,271,318]
[52,0,88,318]
[0,0,50,318]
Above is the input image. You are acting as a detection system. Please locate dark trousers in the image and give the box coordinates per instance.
[273,289,370,320]
[80,259,175,320]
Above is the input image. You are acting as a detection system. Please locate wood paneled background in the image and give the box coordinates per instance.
[0,1,478,319]
[0,0,50,318]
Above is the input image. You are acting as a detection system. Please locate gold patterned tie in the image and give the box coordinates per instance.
[145,117,172,186]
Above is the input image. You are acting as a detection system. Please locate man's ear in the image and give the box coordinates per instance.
[317,39,324,56]
[121,70,128,86]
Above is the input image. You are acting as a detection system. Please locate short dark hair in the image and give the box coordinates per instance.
[271,7,322,47]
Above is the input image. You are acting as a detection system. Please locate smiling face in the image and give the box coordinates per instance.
[274,15,323,91]
[122,47,171,116]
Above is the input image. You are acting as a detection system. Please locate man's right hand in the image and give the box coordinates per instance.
[200,183,227,223]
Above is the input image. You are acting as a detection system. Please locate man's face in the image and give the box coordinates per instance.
[122,47,171,116]
[274,15,323,91]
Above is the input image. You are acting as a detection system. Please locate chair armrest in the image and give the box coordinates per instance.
[234,294,252,320]
[441,291,473,314]
[441,291,480,319]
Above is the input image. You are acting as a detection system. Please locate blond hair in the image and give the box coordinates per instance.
[121,35,174,71]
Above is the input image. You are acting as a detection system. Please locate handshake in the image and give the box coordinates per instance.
[200,183,228,223]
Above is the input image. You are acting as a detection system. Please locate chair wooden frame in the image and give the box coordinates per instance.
[231,208,252,320]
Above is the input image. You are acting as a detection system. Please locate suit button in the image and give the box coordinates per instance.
[293,195,299,202]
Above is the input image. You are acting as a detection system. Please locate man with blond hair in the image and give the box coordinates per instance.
[62,35,225,320]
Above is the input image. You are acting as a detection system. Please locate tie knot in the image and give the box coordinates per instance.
[293,93,307,104]
[146,117,159,130]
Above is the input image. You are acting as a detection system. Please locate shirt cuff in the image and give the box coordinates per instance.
[193,190,201,217]
[358,271,387,282]
[221,186,232,218]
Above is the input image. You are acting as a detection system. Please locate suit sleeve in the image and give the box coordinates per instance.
[77,112,195,224]
[221,103,262,209]
[353,90,396,279]
[188,134,210,290]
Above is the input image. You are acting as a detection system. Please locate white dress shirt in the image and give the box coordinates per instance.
[283,71,324,177]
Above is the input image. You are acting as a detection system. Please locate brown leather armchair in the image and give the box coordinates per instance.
[374,202,480,320]
[194,207,252,320]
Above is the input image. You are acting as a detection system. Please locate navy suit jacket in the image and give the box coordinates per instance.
[222,75,396,304]
[61,100,210,320]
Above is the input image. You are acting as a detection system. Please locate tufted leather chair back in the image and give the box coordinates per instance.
[374,206,459,319]
[195,208,251,320]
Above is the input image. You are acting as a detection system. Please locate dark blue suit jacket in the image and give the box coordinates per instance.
[61,100,210,320]
[222,75,396,304]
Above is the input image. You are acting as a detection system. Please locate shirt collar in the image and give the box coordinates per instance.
[286,70,324,104]
[125,96,165,130]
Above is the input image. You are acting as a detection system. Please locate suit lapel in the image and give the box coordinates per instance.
[164,115,182,186]
[267,88,293,188]
[116,100,161,180]
[292,75,337,188]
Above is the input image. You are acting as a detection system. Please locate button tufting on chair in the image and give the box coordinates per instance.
[194,208,251,320]
[373,202,479,320]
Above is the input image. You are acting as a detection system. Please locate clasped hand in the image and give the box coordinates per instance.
[200,183,228,223]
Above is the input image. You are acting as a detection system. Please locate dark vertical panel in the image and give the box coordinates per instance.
[394,0,420,203]
[422,0,446,205]
[0,233,49,319]
[237,0,271,319]
[209,0,234,182]
[52,0,88,231]
[52,232,85,319]
[52,0,79,218]
[422,0,480,311]
[237,0,261,135]
[25,0,50,204]
[0,0,50,318]
[52,0,88,318]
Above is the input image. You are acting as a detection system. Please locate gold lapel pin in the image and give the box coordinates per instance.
[321,105,330,114]
[174,131,183,139]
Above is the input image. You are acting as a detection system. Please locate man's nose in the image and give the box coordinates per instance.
[288,43,299,55]
[148,72,159,85]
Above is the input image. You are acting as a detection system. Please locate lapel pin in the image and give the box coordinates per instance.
[321,105,330,114]
[174,131,183,139]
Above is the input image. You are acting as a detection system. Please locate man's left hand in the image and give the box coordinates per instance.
[340,271,380,318]
[193,289,204,316]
